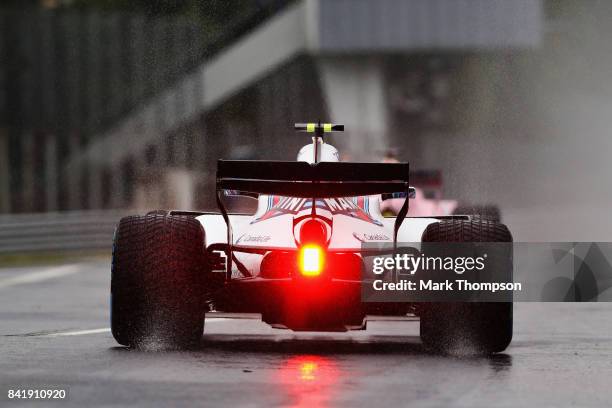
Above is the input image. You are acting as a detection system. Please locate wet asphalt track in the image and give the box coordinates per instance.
[1,261,612,407]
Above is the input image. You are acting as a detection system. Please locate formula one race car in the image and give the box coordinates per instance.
[111,123,513,354]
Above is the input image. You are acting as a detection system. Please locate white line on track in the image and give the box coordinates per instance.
[41,318,233,337]
[0,264,82,289]
[48,328,111,337]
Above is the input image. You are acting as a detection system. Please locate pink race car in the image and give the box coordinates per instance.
[380,170,500,221]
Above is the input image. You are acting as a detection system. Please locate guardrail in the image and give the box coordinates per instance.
[0,211,130,253]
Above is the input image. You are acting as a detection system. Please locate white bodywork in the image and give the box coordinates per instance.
[197,141,439,277]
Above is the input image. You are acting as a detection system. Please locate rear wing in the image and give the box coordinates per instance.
[217,160,412,197]
[215,159,412,280]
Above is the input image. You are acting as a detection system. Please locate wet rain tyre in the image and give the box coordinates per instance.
[111,214,206,349]
[419,220,513,354]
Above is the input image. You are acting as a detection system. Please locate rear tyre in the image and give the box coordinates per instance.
[111,214,207,349]
[419,220,513,354]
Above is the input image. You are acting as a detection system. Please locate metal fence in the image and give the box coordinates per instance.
[0,210,129,253]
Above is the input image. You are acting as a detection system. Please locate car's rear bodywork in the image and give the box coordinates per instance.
[196,159,457,331]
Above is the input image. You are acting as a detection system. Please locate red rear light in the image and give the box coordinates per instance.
[261,250,361,280]
[298,245,325,277]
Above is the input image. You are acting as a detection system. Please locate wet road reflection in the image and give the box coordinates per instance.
[193,333,515,407]
[276,355,340,408]
[488,353,513,373]
[108,331,516,406]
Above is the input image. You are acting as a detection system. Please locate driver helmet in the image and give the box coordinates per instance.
[297,142,340,163]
